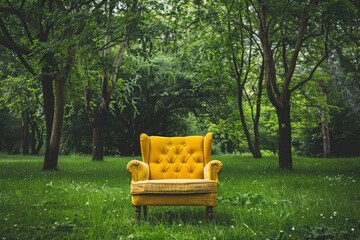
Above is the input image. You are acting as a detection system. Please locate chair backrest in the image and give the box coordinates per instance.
[140,133,213,180]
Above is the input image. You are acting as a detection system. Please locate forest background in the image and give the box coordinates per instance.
[0,0,359,170]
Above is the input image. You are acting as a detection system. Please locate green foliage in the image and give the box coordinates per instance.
[304,223,360,240]
[218,192,264,206]
[0,0,359,159]
[208,111,246,154]
[0,76,42,117]
[110,53,207,155]
[329,107,360,157]
[0,109,21,154]
[61,105,92,155]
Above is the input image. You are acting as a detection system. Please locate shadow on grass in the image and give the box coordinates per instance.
[133,206,234,226]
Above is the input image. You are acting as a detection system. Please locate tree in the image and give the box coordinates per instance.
[255,0,329,169]
[84,0,140,161]
[0,47,44,155]
[291,72,333,158]
[222,0,264,158]
[0,0,106,170]
[172,0,265,158]
[112,53,207,155]
[0,76,44,155]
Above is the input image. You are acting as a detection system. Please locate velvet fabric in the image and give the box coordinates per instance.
[126,133,223,218]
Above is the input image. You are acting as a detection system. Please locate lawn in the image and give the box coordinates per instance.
[0,154,359,239]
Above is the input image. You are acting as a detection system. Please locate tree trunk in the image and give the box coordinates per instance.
[91,71,109,161]
[276,105,293,170]
[30,120,36,155]
[322,118,331,158]
[30,120,43,155]
[43,76,66,170]
[233,52,263,159]
[252,60,265,159]
[238,99,262,158]
[321,88,331,158]
[253,120,262,158]
[21,111,30,155]
[92,112,105,161]
[41,76,55,145]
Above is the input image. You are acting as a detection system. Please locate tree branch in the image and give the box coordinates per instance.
[5,0,34,44]
[290,29,329,92]
[282,10,309,99]
[0,17,27,51]
[258,0,282,108]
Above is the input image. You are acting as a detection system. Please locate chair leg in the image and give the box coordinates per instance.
[206,206,213,220]
[135,206,147,220]
[135,206,141,220]
[143,206,148,219]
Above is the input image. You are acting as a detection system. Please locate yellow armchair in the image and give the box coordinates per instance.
[127,133,223,220]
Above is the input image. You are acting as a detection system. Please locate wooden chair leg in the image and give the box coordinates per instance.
[143,206,148,219]
[135,206,141,220]
[206,206,213,220]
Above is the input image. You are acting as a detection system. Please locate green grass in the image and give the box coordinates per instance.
[0,154,359,239]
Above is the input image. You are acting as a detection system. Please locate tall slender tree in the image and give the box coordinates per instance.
[223,0,264,158]
[81,0,141,160]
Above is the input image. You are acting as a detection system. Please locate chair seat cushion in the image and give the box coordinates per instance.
[131,179,217,194]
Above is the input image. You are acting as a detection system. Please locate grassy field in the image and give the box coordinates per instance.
[0,154,359,239]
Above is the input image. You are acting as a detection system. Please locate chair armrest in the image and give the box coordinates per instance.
[126,160,149,182]
[204,160,223,182]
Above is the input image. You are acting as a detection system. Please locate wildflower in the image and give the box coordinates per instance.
[292,226,295,231]
[351,228,355,232]
[333,212,337,216]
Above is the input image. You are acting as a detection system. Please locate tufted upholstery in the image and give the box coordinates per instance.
[142,133,210,179]
[127,133,223,220]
